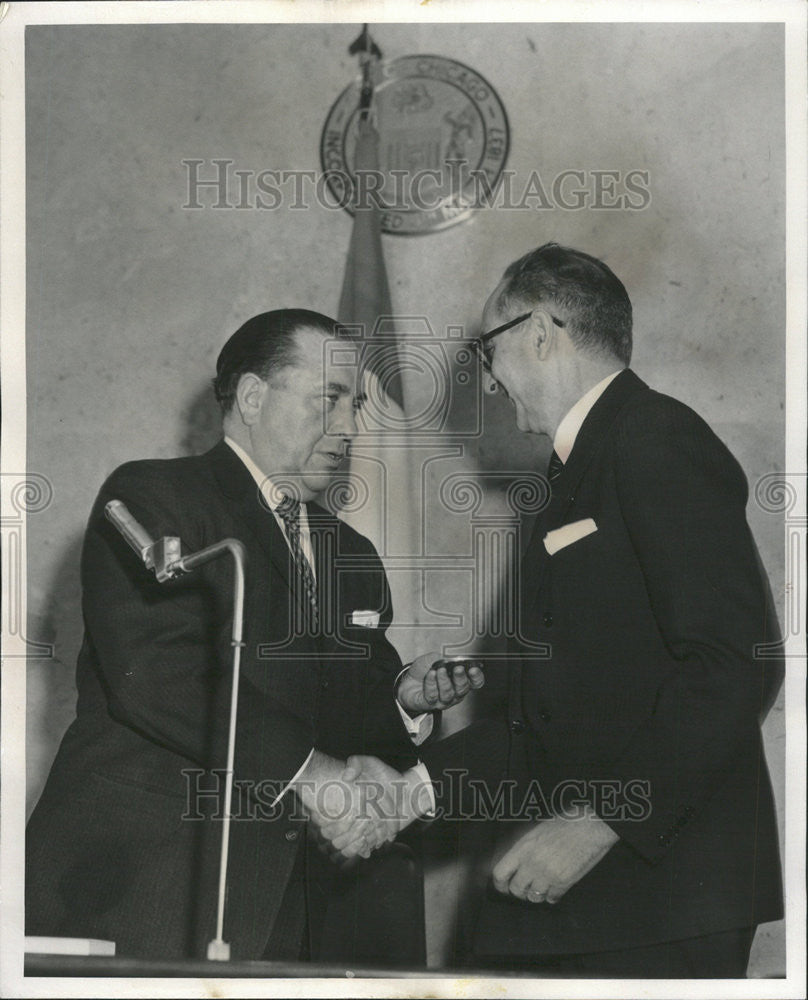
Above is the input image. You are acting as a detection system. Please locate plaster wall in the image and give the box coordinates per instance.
[23,21,785,974]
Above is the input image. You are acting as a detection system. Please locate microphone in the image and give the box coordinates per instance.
[104,495,247,959]
[105,499,155,565]
[105,500,183,582]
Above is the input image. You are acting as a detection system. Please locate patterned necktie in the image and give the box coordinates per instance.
[275,494,319,632]
[547,449,564,486]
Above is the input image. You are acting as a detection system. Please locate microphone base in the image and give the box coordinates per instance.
[207,939,231,962]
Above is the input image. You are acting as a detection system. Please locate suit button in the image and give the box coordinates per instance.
[539,711,551,723]
[542,612,554,628]
[510,720,525,734]
[285,830,299,842]
[657,834,668,846]
[320,678,329,689]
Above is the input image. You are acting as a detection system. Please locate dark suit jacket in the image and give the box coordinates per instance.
[426,370,783,957]
[26,440,419,960]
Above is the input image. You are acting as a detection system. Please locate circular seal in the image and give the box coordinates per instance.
[320,54,510,236]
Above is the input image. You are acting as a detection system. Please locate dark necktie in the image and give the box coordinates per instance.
[275,495,319,632]
[547,449,564,486]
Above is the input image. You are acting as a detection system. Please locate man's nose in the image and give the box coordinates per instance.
[328,401,359,439]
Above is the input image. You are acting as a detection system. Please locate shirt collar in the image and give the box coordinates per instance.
[224,436,294,513]
[553,370,624,464]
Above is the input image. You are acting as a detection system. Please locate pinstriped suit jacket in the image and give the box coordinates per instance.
[26,440,418,959]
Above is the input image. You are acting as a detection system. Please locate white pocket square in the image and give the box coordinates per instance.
[350,609,380,628]
[544,518,598,555]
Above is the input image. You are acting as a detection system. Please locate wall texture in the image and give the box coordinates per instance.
[24,21,785,974]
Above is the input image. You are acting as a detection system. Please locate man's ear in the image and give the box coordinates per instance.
[533,309,559,361]
[234,372,267,425]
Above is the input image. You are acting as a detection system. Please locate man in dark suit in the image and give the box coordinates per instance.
[25,308,477,963]
[346,244,784,977]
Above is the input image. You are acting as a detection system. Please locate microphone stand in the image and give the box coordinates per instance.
[105,501,246,961]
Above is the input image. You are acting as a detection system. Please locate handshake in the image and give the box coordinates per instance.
[291,652,483,863]
[293,751,434,862]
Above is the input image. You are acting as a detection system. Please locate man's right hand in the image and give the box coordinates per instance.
[318,754,433,858]
[292,751,377,858]
[293,752,433,861]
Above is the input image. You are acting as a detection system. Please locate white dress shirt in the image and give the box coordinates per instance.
[553,369,623,464]
[224,436,316,571]
[223,437,432,804]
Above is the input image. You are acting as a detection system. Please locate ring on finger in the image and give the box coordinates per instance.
[527,888,545,903]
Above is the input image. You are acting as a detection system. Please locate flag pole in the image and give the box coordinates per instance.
[340,25,405,411]
[350,23,382,119]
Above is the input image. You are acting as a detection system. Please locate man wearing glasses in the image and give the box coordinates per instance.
[347,242,784,977]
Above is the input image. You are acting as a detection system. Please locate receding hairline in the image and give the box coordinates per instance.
[487,243,633,365]
[480,278,529,330]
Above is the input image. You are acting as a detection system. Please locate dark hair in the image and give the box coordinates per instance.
[213,308,341,413]
[498,242,632,365]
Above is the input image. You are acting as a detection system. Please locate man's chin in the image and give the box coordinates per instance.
[302,469,341,499]
[514,407,546,436]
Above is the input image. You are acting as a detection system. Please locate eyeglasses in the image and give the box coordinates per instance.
[472,310,565,376]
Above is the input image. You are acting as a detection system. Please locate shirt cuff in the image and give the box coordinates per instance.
[395,696,434,745]
[271,747,315,806]
[404,761,436,818]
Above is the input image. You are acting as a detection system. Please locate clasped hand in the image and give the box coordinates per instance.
[492,810,618,904]
[294,752,430,863]
[293,654,481,865]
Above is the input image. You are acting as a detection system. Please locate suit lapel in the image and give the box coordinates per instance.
[206,439,294,592]
[208,441,349,646]
[519,370,648,617]
[547,369,647,527]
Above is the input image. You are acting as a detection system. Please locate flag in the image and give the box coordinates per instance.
[338,117,403,409]
[336,114,423,663]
